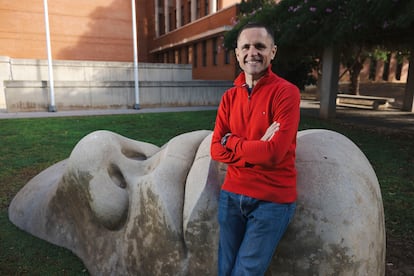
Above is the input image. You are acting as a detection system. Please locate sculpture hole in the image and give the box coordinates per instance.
[121,148,147,161]
[108,164,127,188]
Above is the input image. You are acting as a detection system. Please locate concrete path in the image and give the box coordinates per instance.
[1,100,413,134]
[0,106,218,119]
[301,100,414,134]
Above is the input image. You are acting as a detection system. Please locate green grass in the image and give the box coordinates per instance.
[0,110,413,274]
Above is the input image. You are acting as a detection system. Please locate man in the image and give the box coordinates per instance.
[210,22,301,275]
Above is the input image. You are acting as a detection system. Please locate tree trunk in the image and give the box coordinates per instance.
[349,60,363,95]
[316,71,322,100]
[320,46,340,119]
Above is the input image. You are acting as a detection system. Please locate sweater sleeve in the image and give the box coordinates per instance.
[210,92,248,167]
[225,85,300,167]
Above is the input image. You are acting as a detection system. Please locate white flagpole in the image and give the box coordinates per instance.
[132,0,140,109]
[43,0,56,112]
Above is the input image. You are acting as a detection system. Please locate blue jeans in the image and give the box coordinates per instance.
[218,190,296,276]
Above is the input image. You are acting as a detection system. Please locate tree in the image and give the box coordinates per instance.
[225,0,414,110]
[339,45,369,95]
[224,1,319,90]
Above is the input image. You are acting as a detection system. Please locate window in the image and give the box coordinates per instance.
[159,13,165,35]
[188,0,191,22]
[170,51,174,63]
[193,43,198,68]
[396,52,404,81]
[202,41,207,67]
[158,0,165,35]
[212,37,218,65]
[173,9,177,30]
[396,62,403,81]
[369,59,376,81]
[188,45,193,64]
[205,0,209,15]
[175,49,180,64]
[181,4,184,25]
[196,0,201,19]
[224,49,231,65]
[382,53,391,81]
[169,11,173,32]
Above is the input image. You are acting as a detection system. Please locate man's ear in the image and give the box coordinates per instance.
[272,45,277,60]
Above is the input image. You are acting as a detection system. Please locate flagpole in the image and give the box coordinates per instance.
[43,0,56,112]
[131,0,140,109]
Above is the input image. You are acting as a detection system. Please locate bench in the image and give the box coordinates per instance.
[336,94,395,110]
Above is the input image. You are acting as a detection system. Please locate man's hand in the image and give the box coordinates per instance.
[261,122,280,141]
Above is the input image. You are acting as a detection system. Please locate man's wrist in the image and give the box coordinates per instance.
[221,133,231,146]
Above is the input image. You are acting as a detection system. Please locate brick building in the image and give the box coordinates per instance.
[0,0,408,82]
[151,0,240,80]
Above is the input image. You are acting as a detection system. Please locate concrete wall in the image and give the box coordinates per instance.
[0,56,10,109]
[4,80,231,112]
[3,57,193,82]
[1,57,231,112]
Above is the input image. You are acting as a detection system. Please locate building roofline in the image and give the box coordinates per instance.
[150,25,233,53]
[149,4,239,54]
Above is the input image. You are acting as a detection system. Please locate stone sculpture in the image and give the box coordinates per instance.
[9,129,385,275]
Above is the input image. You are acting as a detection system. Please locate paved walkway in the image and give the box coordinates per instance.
[1,100,413,134]
[0,105,218,119]
[300,100,414,134]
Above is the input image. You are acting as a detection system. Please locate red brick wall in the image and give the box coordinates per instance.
[0,0,139,62]
[192,37,237,80]
[137,0,155,62]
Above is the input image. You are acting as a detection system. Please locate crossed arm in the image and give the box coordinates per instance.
[211,119,288,168]
[221,121,279,146]
[211,101,299,168]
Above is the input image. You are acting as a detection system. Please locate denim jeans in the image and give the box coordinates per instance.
[218,190,296,276]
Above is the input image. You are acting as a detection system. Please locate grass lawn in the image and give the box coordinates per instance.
[0,110,413,274]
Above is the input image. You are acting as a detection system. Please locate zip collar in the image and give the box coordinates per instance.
[234,65,276,96]
[234,65,275,89]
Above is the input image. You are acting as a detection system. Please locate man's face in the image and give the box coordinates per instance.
[235,27,277,81]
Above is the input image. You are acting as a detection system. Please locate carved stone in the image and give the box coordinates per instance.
[9,129,385,275]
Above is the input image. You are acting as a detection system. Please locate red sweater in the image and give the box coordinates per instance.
[210,66,300,203]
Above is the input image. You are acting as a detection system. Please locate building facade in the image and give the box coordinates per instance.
[150,0,240,80]
[0,0,408,82]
